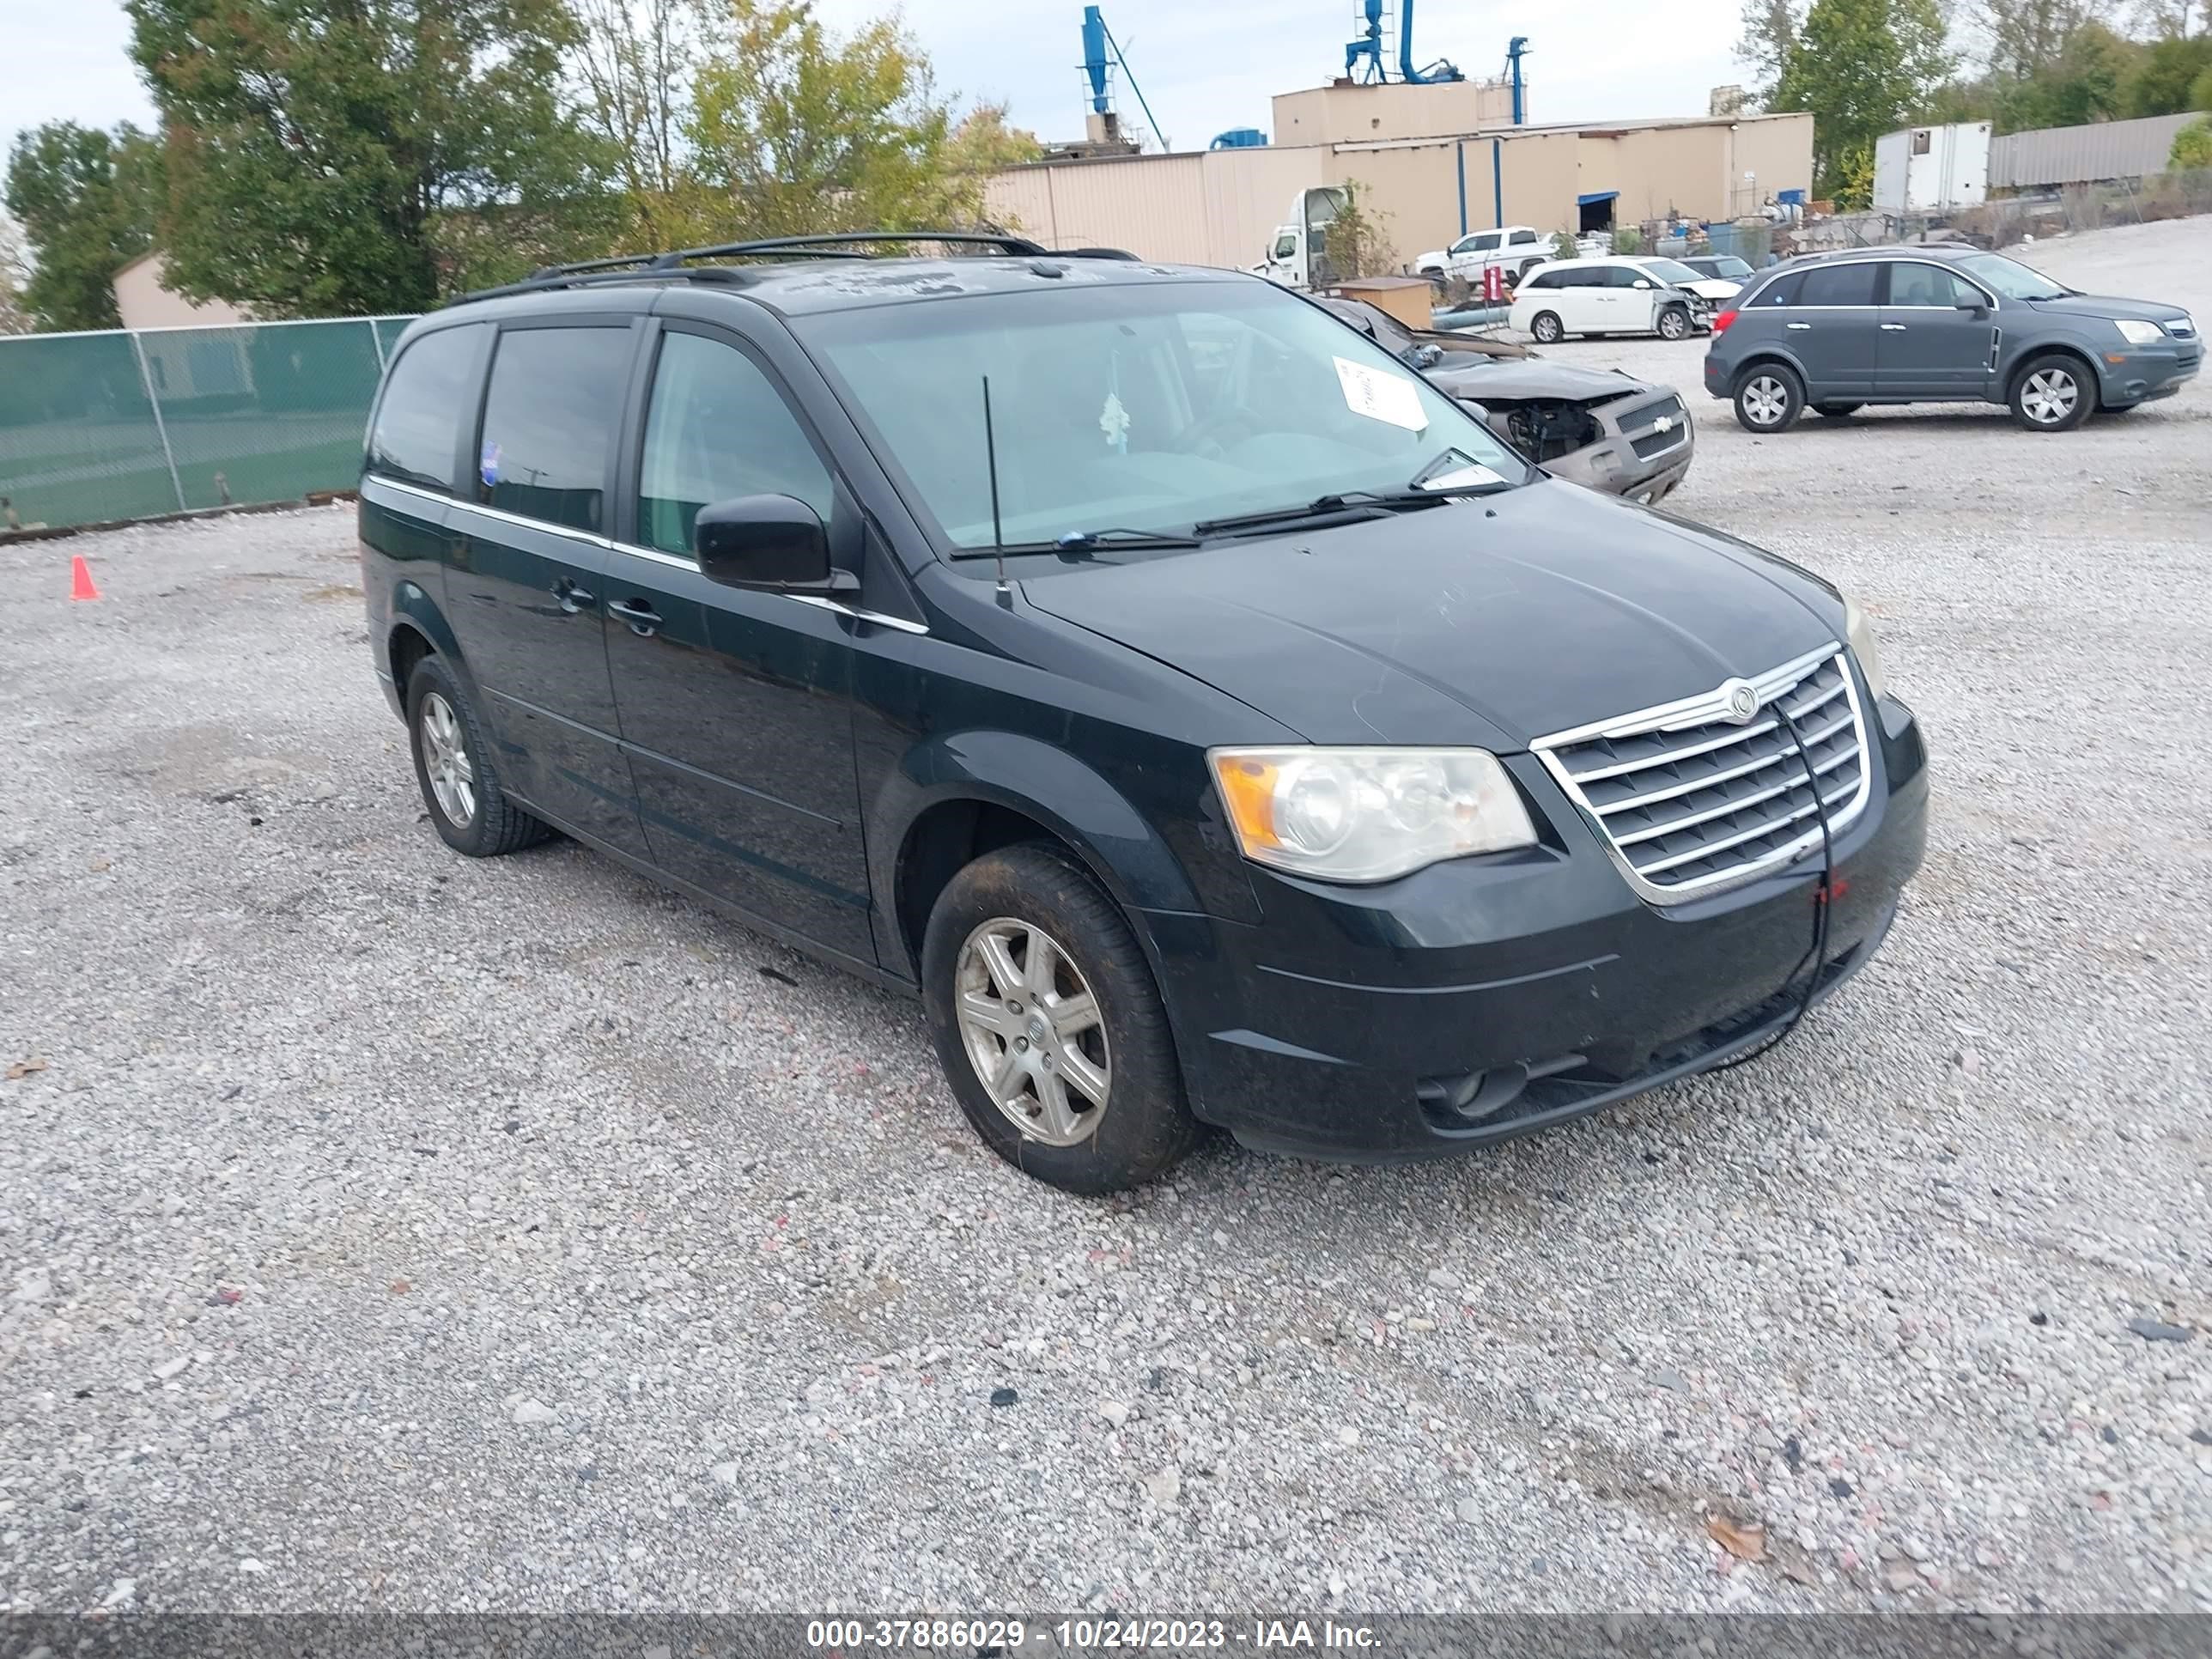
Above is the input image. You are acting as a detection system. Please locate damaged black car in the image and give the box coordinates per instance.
[361,236,1923,1195]
[1319,296,1695,504]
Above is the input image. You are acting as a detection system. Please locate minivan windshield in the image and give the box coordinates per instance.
[1954,252,2070,301]
[1638,258,1707,286]
[797,277,1526,551]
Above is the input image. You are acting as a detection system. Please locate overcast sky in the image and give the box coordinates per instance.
[1,0,1750,155]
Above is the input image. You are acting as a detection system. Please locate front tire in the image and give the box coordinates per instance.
[2010,354,2094,431]
[1656,305,1692,342]
[1814,401,1864,418]
[1734,363,1805,433]
[1529,310,1563,344]
[405,655,550,857]
[921,844,1199,1194]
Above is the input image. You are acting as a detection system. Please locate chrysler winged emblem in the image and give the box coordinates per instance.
[1721,678,1759,723]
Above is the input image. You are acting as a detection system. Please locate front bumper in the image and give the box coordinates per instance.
[1143,692,1929,1162]
[2097,337,2201,406]
[1548,397,1696,502]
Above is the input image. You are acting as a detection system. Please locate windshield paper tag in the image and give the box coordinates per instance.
[1334,357,1428,432]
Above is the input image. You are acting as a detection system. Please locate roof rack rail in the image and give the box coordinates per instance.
[641,230,1050,269]
[452,229,1081,307]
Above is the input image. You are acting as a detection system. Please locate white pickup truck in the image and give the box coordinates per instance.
[1413,226,1551,286]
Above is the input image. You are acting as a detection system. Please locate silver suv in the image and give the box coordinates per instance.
[1701,245,2198,433]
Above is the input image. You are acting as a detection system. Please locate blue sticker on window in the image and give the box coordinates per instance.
[479,440,501,487]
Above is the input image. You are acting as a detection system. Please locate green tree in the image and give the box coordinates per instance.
[125,0,619,315]
[571,0,718,248]
[2194,62,2212,108]
[2172,116,2212,166]
[2126,34,2212,112]
[3,123,160,331]
[684,1,1004,240]
[1770,0,1954,197]
[0,211,33,335]
[1996,21,2141,125]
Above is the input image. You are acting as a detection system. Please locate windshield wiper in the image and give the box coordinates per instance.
[949,526,1201,558]
[1189,477,1507,538]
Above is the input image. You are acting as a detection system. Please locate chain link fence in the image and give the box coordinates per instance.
[0,315,417,534]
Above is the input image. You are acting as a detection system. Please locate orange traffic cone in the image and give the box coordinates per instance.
[70,555,102,602]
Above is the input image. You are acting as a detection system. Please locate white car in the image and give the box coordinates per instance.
[1624,255,1743,307]
[1414,224,1550,285]
[1507,257,1707,343]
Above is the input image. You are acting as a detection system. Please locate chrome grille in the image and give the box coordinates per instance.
[1532,647,1871,904]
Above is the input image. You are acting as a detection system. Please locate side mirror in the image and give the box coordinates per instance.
[1957,299,1990,318]
[695,494,851,594]
[1632,278,1653,289]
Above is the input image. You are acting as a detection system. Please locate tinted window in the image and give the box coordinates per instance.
[368,324,484,493]
[1469,233,1501,252]
[1798,264,1880,307]
[477,326,632,532]
[1523,270,1562,290]
[1509,228,1539,245]
[1601,265,1648,289]
[1747,272,1802,307]
[1887,263,1981,307]
[637,332,835,556]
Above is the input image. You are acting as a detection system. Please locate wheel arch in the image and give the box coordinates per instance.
[385,581,483,710]
[2006,341,2100,403]
[1728,349,1807,394]
[873,732,1205,980]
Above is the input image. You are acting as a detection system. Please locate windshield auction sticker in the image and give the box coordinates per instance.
[1333,356,1429,432]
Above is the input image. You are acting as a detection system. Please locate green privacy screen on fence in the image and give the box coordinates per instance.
[0,315,418,532]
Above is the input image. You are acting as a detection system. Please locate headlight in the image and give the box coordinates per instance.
[1209,747,1537,883]
[2113,319,2165,345]
[1844,594,1887,702]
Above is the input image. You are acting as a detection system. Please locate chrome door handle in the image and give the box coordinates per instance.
[1880,323,1907,331]
[1786,321,1811,330]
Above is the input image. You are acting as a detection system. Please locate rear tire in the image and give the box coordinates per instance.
[1529,311,1563,344]
[1656,305,1692,342]
[2009,353,2095,431]
[405,655,550,858]
[1733,363,1805,433]
[921,844,1200,1194]
[1813,402,1864,418]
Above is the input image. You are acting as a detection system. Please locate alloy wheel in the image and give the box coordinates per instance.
[1742,375,1790,427]
[418,691,477,828]
[953,916,1112,1146]
[2021,368,2078,425]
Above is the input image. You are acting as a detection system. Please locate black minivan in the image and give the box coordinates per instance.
[359,233,1928,1194]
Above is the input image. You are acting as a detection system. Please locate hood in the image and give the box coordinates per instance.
[1020,479,1842,750]
[2027,293,2192,325]
[1680,278,1741,301]
[1425,359,1649,403]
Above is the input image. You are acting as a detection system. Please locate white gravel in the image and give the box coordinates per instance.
[2,218,2209,1618]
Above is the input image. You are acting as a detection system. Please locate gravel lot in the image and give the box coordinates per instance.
[3,217,2209,1620]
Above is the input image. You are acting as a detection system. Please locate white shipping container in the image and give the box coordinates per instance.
[1873,122,1990,212]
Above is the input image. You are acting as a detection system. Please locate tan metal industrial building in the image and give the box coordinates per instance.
[985,82,1813,272]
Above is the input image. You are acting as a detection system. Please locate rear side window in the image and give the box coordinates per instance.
[1798,264,1881,307]
[1523,270,1561,289]
[368,324,484,493]
[1747,272,1802,307]
[477,326,634,533]
[636,331,835,556]
[1510,228,1539,245]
